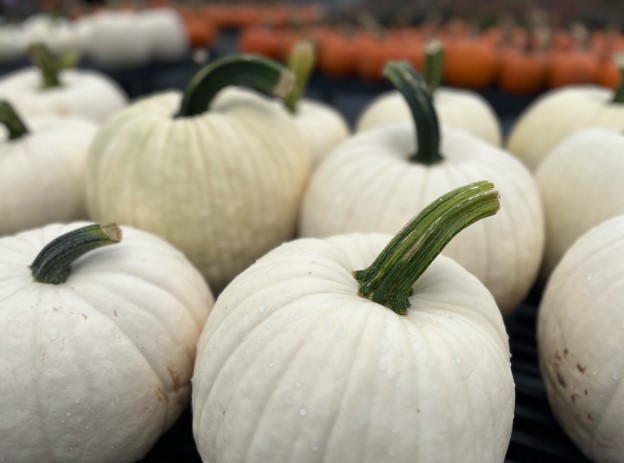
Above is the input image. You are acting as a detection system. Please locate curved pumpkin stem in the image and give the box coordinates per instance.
[354,181,500,315]
[0,101,29,140]
[176,55,295,118]
[285,40,316,113]
[383,61,443,165]
[31,223,122,285]
[28,43,62,89]
[424,39,444,92]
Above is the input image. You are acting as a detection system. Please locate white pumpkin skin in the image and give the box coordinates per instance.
[86,87,310,292]
[0,116,98,236]
[138,8,189,63]
[0,222,214,462]
[507,86,624,170]
[0,24,27,63]
[356,87,502,146]
[300,123,544,315]
[538,215,624,463]
[0,68,127,124]
[535,128,624,277]
[293,98,350,168]
[192,233,514,463]
[84,10,151,69]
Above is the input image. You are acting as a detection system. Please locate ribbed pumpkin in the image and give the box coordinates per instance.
[0,222,213,462]
[535,127,624,277]
[0,101,98,236]
[301,62,543,315]
[86,55,310,292]
[538,215,624,463]
[285,41,350,168]
[356,41,501,146]
[507,56,624,171]
[193,182,515,463]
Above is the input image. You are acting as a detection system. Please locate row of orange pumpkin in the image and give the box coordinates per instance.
[239,24,624,94]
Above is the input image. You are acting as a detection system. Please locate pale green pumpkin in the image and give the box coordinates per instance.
[86,56,310,291]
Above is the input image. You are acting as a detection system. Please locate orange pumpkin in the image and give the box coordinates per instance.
[237,26,283,59]
[443,37,499,89]
[316,30,357,78]
[546,49,600,88]
[498,47,547,95]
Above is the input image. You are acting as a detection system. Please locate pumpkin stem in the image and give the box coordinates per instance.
[31,223,122,285]
[284,40,316,113]
[423,39,444,92]
[0,100,29,140]
[384,61,443,165]
[612,53,624,104]
[28,43,62,89]
[176,54,295,118]
[354,181,500,315]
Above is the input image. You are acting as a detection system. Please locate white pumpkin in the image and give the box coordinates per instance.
[355,41,501,146]
[0,45,127,124]
[137,8,189,63]
[0,222,213,462]
[300,62,544,315]
[535,127,624,278]
[538,215,624,463]
[86,55,310,292]
[0,23,27,63]
[23,14,80,56]
[84,10,151,69]
[293,99,350,168]
[0,101,98,236]
[193,182,515,463]
[507,82,624,170]
[285,40,350,167]
[356,87,502,146]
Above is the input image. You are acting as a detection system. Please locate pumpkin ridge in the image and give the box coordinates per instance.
[68,284,179,397]
[198,296,342,459]
[316,304,378,462]
[29,285,55,459]
[242,300,373,462]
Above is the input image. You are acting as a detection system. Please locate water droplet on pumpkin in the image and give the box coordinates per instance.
[299,406,308,416]
[65,412,71,417]
[387,447,397,457]
[258,305,267,313]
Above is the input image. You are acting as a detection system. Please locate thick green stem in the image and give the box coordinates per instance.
[612,53,624,103]
[383,61,443,164]
[423,39,444,92]
[0,101,29,140]
[31,223,122,285]
[28,43,62,89]
[354,181,500,315]
[285,40,316,113]
[176,55,295,118]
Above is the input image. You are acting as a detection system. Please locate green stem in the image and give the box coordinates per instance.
[285,40,316,113]
[612,53,624,104]
[31,223,122,285]
[383,61,443,165]
[354,181,500,315]
[423,39,444,92]
[0,101,29,140]
[28,43,62,89]
[176,55,295,118]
